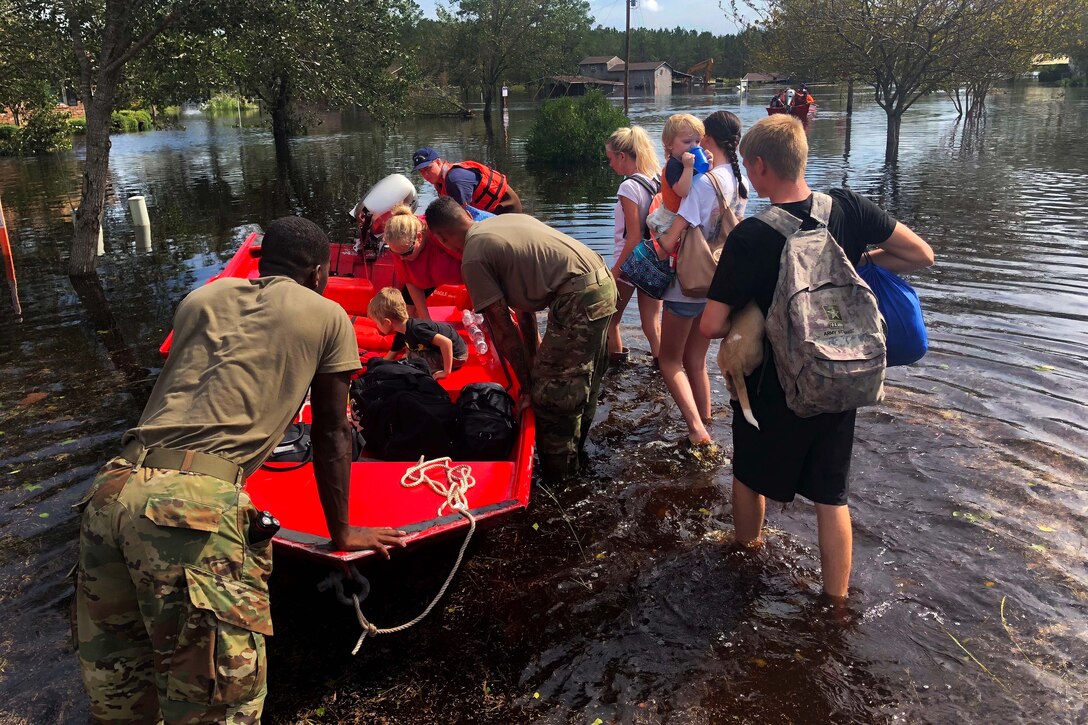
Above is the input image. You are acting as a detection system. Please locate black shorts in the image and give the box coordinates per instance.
[730,365,857,506]
[400,286,436,305]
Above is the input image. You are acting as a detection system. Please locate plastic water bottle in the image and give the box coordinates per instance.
[691,146,710,174]
[462,309,489,356]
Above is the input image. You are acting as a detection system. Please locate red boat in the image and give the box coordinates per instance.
[767,101,815,119]
[160,231,535,564]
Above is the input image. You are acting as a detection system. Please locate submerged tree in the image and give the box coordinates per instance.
[439,0,591,117]
[222,0,417,161]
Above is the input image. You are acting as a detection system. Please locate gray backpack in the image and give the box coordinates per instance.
[762,192,886,417]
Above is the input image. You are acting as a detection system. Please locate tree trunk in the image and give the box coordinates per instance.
[69,91,116,277]
[271,78,291,164]
[884,111,902,164]
[482,85,494,118]
[846,78,854,116]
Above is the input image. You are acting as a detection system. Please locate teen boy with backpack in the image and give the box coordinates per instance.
[700,115,934,601]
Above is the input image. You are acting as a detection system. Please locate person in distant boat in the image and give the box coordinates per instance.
[369,286,468,379]
[74,217,405,723]
[769,90,786,109]
[412,147,524,215]
[424,198,616,484]
[794,84,814,107]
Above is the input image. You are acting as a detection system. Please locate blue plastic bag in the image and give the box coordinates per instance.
[858,261,928,366]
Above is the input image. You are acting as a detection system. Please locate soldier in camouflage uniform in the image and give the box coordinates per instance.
[75,217,404,723]
[424,198,617,483]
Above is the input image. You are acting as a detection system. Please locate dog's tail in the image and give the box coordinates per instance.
[730,363,760,430]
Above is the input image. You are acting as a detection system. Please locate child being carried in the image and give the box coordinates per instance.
[368,287,468,379]
[646,113,707,242]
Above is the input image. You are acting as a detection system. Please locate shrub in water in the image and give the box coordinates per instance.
[0,109,73,155]
[68,117,87,134]
[526,90,629,169]
[110,109,153,133]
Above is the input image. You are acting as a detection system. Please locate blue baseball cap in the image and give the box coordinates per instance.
[412,147,441,170]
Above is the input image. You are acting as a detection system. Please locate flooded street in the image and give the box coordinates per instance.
[0,84,1085,723]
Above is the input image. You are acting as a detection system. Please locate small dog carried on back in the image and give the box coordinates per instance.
[716,301,765,430]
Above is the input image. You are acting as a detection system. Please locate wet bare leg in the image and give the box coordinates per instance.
[732,477,765,544]
[636,291,662,358]
[683,312,712,421]
[658,310,710,444]
[608,281,636,355]
[815,503,852,599]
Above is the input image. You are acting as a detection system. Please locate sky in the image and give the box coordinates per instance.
[414,0,747,37]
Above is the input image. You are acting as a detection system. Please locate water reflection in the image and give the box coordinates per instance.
[0,83,1085,722]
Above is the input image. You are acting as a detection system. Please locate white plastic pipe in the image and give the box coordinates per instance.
[128,195,150,227]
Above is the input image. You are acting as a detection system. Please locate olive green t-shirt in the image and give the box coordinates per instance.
[122,276,360,477]
[461,214,605,312]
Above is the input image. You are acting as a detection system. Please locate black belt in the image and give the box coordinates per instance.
[556,266,611,296]
[121,441,244,486]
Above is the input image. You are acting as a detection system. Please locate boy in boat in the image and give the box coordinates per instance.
[369,286,468,379]
[74,217,405,723]
[412,147,524,215]
[699,115,933,601]
[424,198,617,485]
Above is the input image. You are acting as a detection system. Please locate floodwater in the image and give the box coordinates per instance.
[1,83,1086,723]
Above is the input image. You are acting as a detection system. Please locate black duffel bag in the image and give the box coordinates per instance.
[350,358,459,461]
[456,382,517,460]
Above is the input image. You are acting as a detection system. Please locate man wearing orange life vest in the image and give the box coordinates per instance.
[412,147,523,215]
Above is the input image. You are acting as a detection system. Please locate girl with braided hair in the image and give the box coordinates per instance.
[654,110,749,450]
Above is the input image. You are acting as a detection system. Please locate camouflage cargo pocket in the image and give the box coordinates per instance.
[144,494,223,532]
[167,566,272,705]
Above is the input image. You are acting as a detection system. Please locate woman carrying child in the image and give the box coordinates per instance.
[605,126,663,365]
[656,110,749,449]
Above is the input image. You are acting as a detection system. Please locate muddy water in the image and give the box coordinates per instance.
[0,84,1085,723]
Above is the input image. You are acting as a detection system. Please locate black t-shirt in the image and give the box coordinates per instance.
[393,319,468,359]
[708,188,897,315]
[664,156,686,187]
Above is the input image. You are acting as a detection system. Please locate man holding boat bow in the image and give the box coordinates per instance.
[424,197,617,485]
[74,217,404,723]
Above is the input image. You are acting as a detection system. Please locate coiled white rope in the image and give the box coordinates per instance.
[348,456,477,655]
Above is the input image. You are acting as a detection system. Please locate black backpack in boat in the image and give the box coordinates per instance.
[456,383,517,460]
[350,358,459,461]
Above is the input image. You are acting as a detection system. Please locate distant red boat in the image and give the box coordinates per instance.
[160,232,536,565]
[767,102,815,119]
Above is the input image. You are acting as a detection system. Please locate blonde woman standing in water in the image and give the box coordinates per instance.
[605,125,663,365]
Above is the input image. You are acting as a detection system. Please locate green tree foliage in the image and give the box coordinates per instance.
[525,90,628,168]
[576,26,761,78]
[747,0,1040,162]
[221,0,418,158]
[0,1,71,126]
[438,0,592,115]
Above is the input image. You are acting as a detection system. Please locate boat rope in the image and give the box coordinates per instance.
[347,456,477,655]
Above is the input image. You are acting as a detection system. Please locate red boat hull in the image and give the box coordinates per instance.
[161,232,535,564]
[766,102,815,119]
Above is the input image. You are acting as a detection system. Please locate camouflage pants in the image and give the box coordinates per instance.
[532,276,617,483]
[75,458,272,724]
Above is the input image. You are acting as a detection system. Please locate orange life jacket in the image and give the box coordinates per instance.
[435,160,511,212]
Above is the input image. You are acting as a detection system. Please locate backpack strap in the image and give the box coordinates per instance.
[810,192,832,227]
[756,206,803,238]
[624,173,660,197]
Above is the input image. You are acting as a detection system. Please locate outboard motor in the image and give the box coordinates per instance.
[351,174,418,261]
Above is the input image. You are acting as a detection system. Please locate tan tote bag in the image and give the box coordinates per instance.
[676,171,740,298]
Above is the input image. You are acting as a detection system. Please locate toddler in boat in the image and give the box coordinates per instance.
[368,287,467,379]
[646,113,706,241]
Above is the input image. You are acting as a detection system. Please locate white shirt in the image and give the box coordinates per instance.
[613,174,656,257]
[665,164,748,303]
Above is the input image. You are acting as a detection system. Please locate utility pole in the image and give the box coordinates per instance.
[624,0,634,115]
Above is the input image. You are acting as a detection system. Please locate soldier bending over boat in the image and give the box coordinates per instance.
[424,198,616,484]
[74,217,404,723]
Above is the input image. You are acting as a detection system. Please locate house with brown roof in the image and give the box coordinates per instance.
[578,56,690,95]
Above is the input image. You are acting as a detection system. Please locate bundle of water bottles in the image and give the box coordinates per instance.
[461,309,489,355]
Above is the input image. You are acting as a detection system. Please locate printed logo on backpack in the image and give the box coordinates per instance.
[762,192,887,417]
